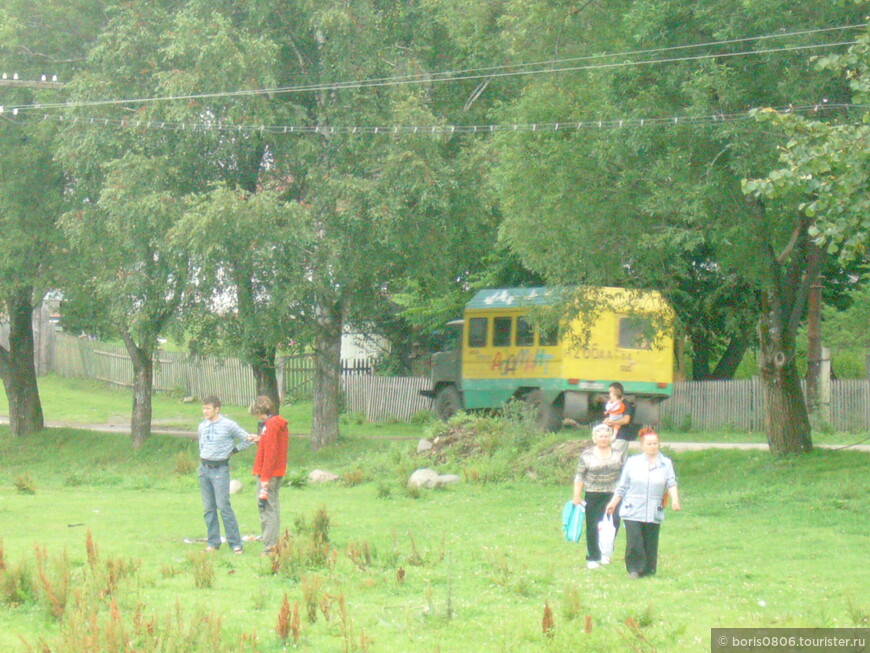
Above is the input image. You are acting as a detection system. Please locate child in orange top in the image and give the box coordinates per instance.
[603,386,626,438]
[250,395,289,555]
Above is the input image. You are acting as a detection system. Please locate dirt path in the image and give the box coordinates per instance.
[2,416,868,452]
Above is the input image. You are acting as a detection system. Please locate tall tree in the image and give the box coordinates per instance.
[60,156,191,449]
[742,29,869,448]
[489,0,866,453]
[54,1,244,447]
[234,0,484,449]
[0,0,106,436]
[56,0,482,450]
[176,187,308,408]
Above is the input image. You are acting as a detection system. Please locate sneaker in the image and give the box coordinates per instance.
[587,561,600,570]
[601,556,611,565]
[628,571,641,579]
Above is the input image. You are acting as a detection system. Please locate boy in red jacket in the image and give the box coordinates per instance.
[249,395,289,555]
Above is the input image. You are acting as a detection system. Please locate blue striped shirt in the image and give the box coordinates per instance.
[198,415,252,461]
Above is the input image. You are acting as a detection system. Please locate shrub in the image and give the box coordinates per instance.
[189,551,215,589]
[284,469,308,489]
[0,559,35,606]
[341,468,365,487]
[14,473,36,495]
[409,410,434,425]
[375,482,392,499]
[174,451,196,475]
[339,411,366,426]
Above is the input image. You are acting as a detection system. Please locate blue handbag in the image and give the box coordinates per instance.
[562,500,584,543]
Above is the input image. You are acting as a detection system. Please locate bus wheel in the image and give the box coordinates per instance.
[434,386,463,420]
[524,389,563,432]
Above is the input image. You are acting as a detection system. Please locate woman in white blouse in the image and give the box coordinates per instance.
[572,423,629,569]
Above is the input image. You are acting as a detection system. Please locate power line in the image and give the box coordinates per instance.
[3,103,862,136]
[432,23,866,75]
[0,25,862,115]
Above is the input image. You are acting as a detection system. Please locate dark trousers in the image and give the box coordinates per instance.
[623,520,660,576]
[584,492,621,562]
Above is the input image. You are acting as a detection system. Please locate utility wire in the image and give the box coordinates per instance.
[1,28,862,114]
[3,103,862,136]
[3,23,864,95]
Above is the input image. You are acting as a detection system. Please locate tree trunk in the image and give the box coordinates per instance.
[758,296,812,455]
[251,344,280,409]
[710,333,751,380]
[805,242,823,415]
[0,287,44,436]
[311,302,342,451]
[121,331,153,450]
[690,331,711,380]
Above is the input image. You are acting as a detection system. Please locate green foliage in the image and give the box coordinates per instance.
[823,282,870,351]
[188,551,215,589]
[744,30,869,266]
[13,473,36,495]
[284,469,309,489]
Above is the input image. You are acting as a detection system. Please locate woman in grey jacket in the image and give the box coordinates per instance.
[605,428,681,578]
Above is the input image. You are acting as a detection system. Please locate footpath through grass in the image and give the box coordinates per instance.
[0,422,868,652]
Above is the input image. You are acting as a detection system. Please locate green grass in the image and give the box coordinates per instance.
[0,425,868,652]
[0,374,429,438]
[3,374,865,447]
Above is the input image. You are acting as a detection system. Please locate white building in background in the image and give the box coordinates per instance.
[340,330,389,361]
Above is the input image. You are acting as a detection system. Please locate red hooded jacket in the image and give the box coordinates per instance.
[253,414,288,484]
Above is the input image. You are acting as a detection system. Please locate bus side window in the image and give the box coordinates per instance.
[493,316,512,347]
[618,317,652,349]
[516,316,534,346]
[468,317,488,348]
[539,325,559,347]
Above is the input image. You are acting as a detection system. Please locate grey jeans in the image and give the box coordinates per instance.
[199,463,243,550]
[259,476,283,550]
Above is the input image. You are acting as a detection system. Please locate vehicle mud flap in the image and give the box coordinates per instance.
[563,391,589,422]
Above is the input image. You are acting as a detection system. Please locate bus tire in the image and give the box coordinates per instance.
[434,385,463,420]
[524,389,563,432]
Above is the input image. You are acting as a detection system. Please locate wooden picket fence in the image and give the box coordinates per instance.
[663,378,870,433]
[47,334,869,431]
[341,375,432,422]
[50,333,375,408]
[341,376,869,432]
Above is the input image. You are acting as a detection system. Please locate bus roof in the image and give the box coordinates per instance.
[466,286,668,311]
[466,287,564,310]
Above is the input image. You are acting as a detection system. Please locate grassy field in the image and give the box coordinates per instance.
[0,374,428,439]
[1,373,864,447]
[0,419,868,652]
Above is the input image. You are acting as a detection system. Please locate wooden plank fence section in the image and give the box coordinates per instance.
[831,379,870,433]
[46,334,870,431]
[341,376,432,422]
[661,379,763,432]
[282,354,314,398]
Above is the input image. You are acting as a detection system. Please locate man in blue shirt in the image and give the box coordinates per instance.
[199,395,254,553]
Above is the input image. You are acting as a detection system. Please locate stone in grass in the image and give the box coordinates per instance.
[408,468,440,488]
[308,469,340,483]
[408,468,461,489]
[417,438,433,454]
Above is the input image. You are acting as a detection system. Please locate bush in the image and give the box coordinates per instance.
[284,469,308,489]
[13,474,36,495]
[409,410,434,426]
[174,451,196,475]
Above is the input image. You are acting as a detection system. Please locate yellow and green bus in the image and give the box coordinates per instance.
[422,287,674,430]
